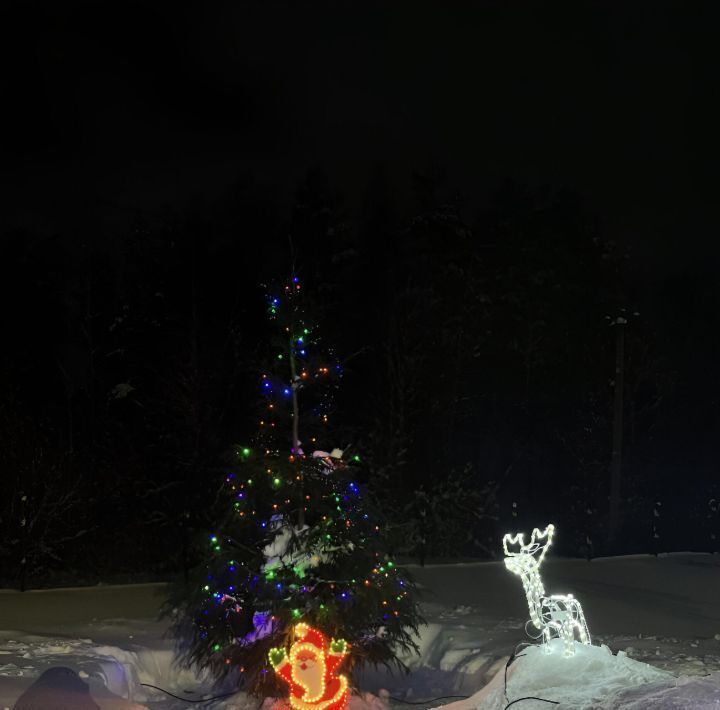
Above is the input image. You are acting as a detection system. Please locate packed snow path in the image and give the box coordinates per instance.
[1,553,720,708]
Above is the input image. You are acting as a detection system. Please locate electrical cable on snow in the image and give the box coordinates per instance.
[524,620,544,640]
[141,639,563,709]
[502,641,559,710]
[504,698,559,709]
[141,682,468,707]
[504,642,535,703]
[140,682,250,704]
[388,695,470,705]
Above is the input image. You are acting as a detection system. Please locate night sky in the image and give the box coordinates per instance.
[3,1,713,267]
[1,0,717,578]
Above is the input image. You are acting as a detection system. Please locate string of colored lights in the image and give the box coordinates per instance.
[192,275,417,690]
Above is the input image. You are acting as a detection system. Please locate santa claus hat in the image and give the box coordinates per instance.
[295,623,328,653]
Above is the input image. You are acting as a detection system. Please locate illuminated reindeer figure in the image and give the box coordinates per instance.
[503,523,591,657]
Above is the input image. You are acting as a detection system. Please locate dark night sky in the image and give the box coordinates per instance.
[1,0,714,278]
[0,0,718,569]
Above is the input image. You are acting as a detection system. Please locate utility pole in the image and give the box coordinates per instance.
[608,315,626,548]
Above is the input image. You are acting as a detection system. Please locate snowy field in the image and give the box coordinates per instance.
[2,553,720,708]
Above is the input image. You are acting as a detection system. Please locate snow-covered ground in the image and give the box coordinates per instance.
[2,553,720,708]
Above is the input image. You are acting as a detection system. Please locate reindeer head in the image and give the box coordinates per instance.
[502,523,555,576]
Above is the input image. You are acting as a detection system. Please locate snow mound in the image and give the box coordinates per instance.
[447,639,674,709]
[256,693,388,710]
[602,671,720,709]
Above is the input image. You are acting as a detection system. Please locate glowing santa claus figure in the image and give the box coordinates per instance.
[269,623,350,710]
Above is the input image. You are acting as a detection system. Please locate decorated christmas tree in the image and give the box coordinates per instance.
[169,274,422,698]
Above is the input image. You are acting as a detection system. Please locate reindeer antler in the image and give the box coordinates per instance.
[503,524,555,567]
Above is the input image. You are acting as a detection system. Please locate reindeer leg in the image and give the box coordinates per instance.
[572,600,591,645]
[542,625,554,654]
[562,621,576,657]
[566,619,589,656]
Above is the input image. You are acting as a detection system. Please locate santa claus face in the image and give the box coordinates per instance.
[292,646,326,702]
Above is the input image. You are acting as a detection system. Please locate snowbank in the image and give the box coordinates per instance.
[2,553,720,708]
[441,639,720,709]
[446,639,671,709]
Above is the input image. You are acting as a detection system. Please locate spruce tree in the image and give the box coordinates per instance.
[169,274,422,696]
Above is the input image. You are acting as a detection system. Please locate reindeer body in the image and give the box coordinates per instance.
[503,524,590,657]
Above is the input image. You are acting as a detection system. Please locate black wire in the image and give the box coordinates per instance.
[140,682,244,703]
[502,641,559,710]
[389,695,470,705]
[142,639,568,710]
[140,682,468,707]
[524,620,543,640]
[505,642,535,704]
[505,697,559,708]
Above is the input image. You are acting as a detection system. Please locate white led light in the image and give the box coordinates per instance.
[503,523,591,657]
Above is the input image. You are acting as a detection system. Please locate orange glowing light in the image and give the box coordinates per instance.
[269,624,349,710]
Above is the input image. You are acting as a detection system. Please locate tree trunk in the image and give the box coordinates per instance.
[608,318,625,548]
[19,492,27,592]
[289,338,304,527]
